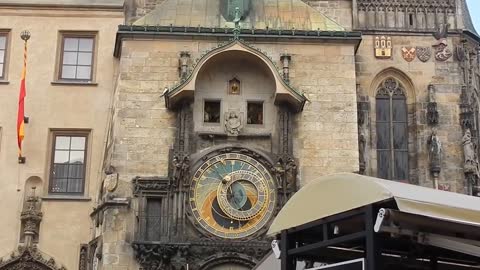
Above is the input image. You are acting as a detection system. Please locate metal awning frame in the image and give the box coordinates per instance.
[279,201,480,270]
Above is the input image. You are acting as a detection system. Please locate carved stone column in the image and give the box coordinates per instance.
[357,96,370,175]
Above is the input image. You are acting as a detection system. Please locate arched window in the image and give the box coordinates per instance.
[376,78,408,181]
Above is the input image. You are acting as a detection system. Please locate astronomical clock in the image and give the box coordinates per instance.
[189,152,277,239]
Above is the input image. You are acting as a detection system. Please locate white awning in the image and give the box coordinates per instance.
[268,173,480,236]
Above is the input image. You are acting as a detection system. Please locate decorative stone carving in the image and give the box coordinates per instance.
[428,129,442,176]
[374,36,392,59]
[357,97,369,175]
[416,46,431,62]
[462,128,480,195]
[401,47,416,62]
[179,51,190,80]
[0,246,66,270]
[280,53,291,83]
[20,187,43,245]
[432,24,452,62]
[426,84,439,125]
[220,0,250,22]
[133,177,170,196]
[78,245,88,270]
[460,85,474,130]
[103,166,118,194]
[228,77,241,95]
[225,111,242,135]
[172,154,190,187]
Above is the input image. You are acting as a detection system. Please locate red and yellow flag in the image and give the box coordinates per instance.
[17,40,27,157]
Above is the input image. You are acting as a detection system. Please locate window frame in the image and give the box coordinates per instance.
[375,78,409,181]
[203,99,222,125]
[0,31,10,81]
[246,100,265,126]
[48,130,89,196]
[57,32,96,82]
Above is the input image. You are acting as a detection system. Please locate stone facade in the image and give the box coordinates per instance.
[0,0,479,270]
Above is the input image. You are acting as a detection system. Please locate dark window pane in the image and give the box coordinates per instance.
[394,151,409,181]
[393,123,408,150]
[53,164,69,178]
[0,36,5,49]
[247,102,263,124]
[77,52,92,65]
[78,38,93,52]
[146,199,162,241]
[51,178,67,193]
[204,101,221,123]
[64,38,79,51]
[67,178,83,193]
[376,123,390,149]
[377,150,391,180]
[61,65,76,79]
[68,164,84,179]
[376,98,390,122]
[392,98,407,121]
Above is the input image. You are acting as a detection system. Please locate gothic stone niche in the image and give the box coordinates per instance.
[0,246,66,270]
[228,77,241,95]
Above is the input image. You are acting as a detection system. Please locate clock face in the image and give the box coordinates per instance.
[189,153,277,239]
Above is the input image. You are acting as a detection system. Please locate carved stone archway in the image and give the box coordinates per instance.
[0,246,66,270]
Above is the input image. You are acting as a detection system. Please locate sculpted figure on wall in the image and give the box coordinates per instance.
[462,129,479,176]
[225,111,242,136]
[428,129,442,174]
[433,24,453,61]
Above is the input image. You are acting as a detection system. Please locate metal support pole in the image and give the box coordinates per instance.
[281,230,295,270]
[365,205,380,270]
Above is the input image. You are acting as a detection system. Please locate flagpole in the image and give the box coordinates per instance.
[17,30,30,164]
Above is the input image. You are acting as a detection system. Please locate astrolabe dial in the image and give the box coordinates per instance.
[189,153,277,239]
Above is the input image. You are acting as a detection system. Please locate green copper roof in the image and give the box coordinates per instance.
[134,0,345,32]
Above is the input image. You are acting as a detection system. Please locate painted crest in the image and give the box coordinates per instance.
[401,47,416,62]
[374,36,392,59]
[416,46,431,62]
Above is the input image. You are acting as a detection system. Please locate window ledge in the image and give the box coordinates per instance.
[42,195,91,201]
[51,81,98,86]
[0,80,9,85]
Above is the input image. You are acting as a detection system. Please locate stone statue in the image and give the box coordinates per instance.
[428,130,442,174]
[225,111,242,135]
[172,155,190,187]
[462,129,480,177]
[358,130,367,174]
[284,157,297,190]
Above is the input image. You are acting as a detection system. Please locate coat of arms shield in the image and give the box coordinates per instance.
[401,47,416,62]
[416,46,432,62]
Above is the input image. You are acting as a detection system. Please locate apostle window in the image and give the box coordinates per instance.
[59,34,95,81]
[0,33,8,80]
[247,102,263,125]
[49,132,88,195]
[204,100,221,123]
[376,78,408,181]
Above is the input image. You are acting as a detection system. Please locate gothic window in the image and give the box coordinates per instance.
[376,78,408,181]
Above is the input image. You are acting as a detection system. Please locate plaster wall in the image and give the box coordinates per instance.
[0,7,123,269]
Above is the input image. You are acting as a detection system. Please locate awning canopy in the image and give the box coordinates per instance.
[268,173,480,236]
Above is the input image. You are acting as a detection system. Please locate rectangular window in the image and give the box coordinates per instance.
[204,100,221,123]
[247,102,264,125]
[49,132,88,195]
[0,33,8,79]
[59,34,95,81]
